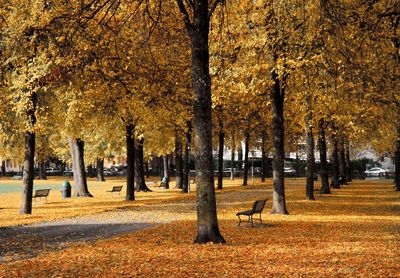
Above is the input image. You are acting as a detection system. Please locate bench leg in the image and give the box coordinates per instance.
[237,215,242,226]
[250,215,254,227]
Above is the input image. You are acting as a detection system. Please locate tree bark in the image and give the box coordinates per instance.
[135,137,151,192]
[243,130,250,186]
[96,158,105,182]
[145,161,150,178]
[20,92,37,215]
[1,160,6,176]
[345,142,352,182]
[175,135,183,189]
[338,139,347,185]
[261,131,267,182]
[177,0,225,243]
[217,130,224,190]
[125,124,135,201]
[69,138,93,197]
[39,161,47,180]
[318,119,330,194]
[182,121,192,193]
[162,155,170,189]
[395,127,400,191]
[331,135,340,188]
[270,62,289,214]
[305,96,315,200]
[230,144,235,180]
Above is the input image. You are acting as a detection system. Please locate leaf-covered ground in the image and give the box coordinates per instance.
[0,178,399,277]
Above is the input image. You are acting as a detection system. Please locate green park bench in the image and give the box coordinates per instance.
[236,199,267,227]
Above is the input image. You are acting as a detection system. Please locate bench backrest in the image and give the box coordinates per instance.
[112,186,123,192]
[252,199,267,213]
[34,189,50,197]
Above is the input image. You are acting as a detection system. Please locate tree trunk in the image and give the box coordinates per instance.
[182,121,192,193]
[261,131,267,182]
[20,92,37,214]
[175,135,183,189]
[270,62,288,214]
[39,161,47,180]
[96,158,105,182]
[145,161,150,178]
[395,128,400,191]
[125,124,135,201]
[217,131,224,190]
[305,96,315,200]
[318,119,330,194]
[238,148,243,172]
[1,160,5,176]
[338,139,347,185]
[243,131,250,186]
[162,155,170,189]
[331,136,340,188]
[230,144,235,180]
[135,137,151,192]
[60,161,65,177]
[177,0,225,243]
[345,142,352,182]
[69,138,93,197]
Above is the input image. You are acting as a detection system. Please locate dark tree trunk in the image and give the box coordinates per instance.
[182,121,192,193]
[135,138,151,192]
[162,156,170,189]
[39,161,47,180]
[395,128,400,191]
[305,96,315,200]
[345,143,352,182]
[318,119,330,194]
[96,158,105,182]
[331,136,340,189]
[261,131,267,182]
[243,131,250,186]
[69,138,93,197]
[1,160,5,176]
[60,161,65,177]
[126,124,135,201]
[145,161,150,178]
[87,164,94,178]
[238,148,243,171]
[217,131,224,190]
[338,139,347,185]
[20,92,37,215]
[177,0,225,243]
[230,145,235,180]
[270,63,288,214]
[175,135,183,189]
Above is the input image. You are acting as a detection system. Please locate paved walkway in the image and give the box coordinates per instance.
[0,206,193,263]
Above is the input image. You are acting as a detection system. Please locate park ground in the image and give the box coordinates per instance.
[0,177,399,277]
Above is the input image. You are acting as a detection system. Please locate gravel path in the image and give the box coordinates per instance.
[0,206,193,263]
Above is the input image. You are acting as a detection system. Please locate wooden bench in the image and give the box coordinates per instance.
[145,181,158,187]
[106,186,123,196]
[33,189,50,203]
[236,199,267,227]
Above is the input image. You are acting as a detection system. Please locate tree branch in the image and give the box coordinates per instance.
[176,0,193,32]
[209,0,223,19]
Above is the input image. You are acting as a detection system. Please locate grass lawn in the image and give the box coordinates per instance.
[0,178,399,277]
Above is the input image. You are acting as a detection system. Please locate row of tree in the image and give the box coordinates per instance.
[0,1,398,243]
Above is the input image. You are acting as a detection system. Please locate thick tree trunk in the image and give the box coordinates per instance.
[1,160,5,176]
[162,156,170,189]
[178,0,225,243]
[87,164,94,178]
[175,135,183,189]
[182,121,192,193]
[331,136,340,189]
[20,92,37,214]
[338,139,347,185]
[39,161,47,180]
[243,131,250,186]
[126,124,135,201]
[230,145,235,180]
[270,65,288,214]
[345,142,352,182]
[217,131,224,190]
[318,119,330,194]
[135,138,151,192]
[145,161,150,178]
[96,158,105,182]
[261,132,267,182]
[69,138,93,197]
[305,96,315,200]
